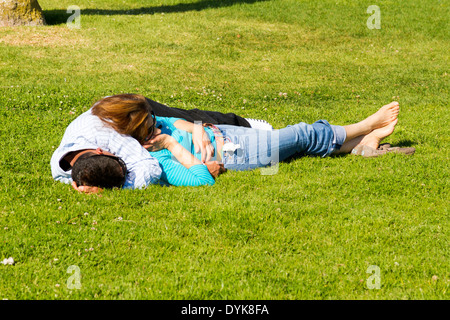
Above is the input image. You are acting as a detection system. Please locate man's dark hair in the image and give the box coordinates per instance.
[71,153,127,189]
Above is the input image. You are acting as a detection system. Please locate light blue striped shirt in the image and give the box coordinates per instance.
[50,108,162,189]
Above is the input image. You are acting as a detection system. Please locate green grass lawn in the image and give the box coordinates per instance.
[0,0,448,300]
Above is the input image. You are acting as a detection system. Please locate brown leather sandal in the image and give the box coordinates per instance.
[384,146,416,155]
[351,144,415,158]
[378,143,392,150]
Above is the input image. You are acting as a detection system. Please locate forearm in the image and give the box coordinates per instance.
[173,119,214,162]
[166,139,202,169]
[173,119,197,132]
[158,157,215,186]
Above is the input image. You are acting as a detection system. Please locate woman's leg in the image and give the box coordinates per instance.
[218,101,400,170]
[333,102,399,154]
[334,118,398,154]
[218,120,343,170]
[341,102,399,142]
[272,101,400,158]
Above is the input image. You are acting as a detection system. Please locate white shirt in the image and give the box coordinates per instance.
[50,108,162,189]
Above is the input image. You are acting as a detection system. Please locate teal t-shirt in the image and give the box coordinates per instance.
[149,116,217,186]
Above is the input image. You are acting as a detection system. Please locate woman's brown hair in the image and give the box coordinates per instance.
[91,94,153,144]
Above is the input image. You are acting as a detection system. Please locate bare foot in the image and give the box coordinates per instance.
[362,101,399,131]
[359,118,398,149]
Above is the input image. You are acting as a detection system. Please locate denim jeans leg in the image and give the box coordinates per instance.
[277,120,345,160]
[217,120,345,171]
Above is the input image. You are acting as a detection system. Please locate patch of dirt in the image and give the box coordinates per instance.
[0,26,89,47]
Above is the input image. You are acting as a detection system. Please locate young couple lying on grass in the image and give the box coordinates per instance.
[51,94,411,193]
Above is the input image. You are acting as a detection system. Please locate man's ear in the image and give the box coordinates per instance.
[95,147,104,155]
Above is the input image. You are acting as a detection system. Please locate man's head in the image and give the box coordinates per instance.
[71,149,127,189]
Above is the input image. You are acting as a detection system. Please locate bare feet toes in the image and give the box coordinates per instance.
[359,118,398,149]
[365,101,400,130]
[371,118,398,140]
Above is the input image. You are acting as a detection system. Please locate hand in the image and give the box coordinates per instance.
[71,181,103,194]
[143,133,175,152]
[192,124,214,163]
[204,161,226,178]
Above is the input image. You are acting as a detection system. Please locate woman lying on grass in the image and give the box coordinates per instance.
[71,94,407,189]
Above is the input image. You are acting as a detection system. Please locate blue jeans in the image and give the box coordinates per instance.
[216,120,346,171]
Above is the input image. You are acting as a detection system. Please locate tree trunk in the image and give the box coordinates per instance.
[0,0,46,27]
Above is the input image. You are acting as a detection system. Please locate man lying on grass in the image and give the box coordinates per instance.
[52,94,413,193]
[51,94,273,192]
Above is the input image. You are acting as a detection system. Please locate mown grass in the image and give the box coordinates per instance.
[0,0,448,299]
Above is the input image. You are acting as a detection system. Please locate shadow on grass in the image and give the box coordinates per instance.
[393,139,416,147]
[44,0,269,25]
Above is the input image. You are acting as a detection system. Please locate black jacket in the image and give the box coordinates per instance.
[146,98,250,128]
